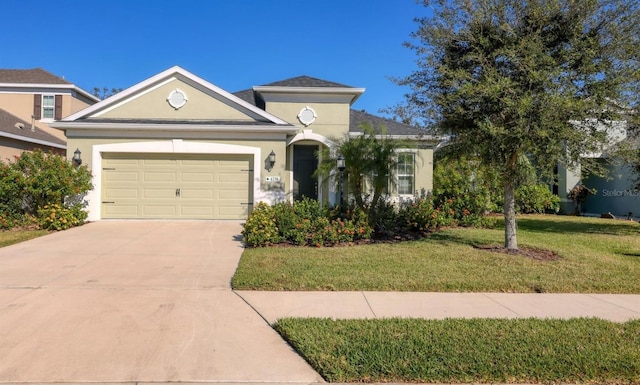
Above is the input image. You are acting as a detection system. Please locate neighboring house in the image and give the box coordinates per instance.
[555,119,637,217]
[0,108,66,159]
[51,66,440,221]
[0,68,99,157]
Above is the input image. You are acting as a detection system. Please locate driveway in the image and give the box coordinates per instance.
[0,221,323,383]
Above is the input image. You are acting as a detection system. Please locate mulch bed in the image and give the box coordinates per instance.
[475,244,561,261]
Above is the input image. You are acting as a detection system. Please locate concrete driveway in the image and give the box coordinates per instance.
[0,221,323,383]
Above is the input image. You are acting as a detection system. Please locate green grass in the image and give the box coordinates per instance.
[0,229,48,248]
[274,317,640,384]
[232,215,640,293]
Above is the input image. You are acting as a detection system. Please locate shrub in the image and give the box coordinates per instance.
[37,203,88,231]
[242,200,373,247]
[432,156,497,225]
[241,202,282,247]
[12,150,92,216]
[516,184,560,214]
[0,150,93,230]
[0,162,25,225]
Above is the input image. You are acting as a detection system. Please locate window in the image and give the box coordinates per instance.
[34,94,62,120]
[397,152,415,195]
[42,95,55,119]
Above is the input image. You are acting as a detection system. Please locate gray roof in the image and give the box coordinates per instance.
[260,75,353,88]
[0,109,66,146]
[233,88,260,107]
[0,68,71,85]
[350,109,427,137]
[233,76,426,138]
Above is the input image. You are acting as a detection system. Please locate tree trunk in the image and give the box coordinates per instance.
[504,180,518,252]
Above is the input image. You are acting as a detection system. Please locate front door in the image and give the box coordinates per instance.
[293,145,318,201]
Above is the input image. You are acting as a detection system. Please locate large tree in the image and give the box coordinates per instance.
[395,0,639,251]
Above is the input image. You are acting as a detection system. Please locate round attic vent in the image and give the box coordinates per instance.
[297,106,317,126]
[167,88,188,110]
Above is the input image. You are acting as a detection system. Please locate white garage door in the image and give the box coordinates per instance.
[101,153,252,219]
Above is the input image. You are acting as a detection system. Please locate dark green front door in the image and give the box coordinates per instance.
[293,145,318,201]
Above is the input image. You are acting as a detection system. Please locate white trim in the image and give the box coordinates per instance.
[63,66,290,125]
[254,86,365,105]
[87,140,283,221]
[51,121,299,134]
[287,129,336,147]
[91,77,177,118]
[0,131,66,149]
[0,83,99,102]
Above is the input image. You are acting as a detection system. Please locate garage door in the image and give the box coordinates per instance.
[101,153,252,219]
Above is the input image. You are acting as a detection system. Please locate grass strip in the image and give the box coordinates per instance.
[274,317,640,383]
[0,229,48,248]
[233,215,640,293]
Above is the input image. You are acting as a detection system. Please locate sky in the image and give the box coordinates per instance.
[1,0,431,117]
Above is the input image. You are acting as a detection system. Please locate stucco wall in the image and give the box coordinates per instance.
[97,79,256,121]
[265,102,350,139]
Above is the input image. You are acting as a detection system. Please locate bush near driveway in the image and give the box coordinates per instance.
[242,199,372,247]
[0,150,92,230]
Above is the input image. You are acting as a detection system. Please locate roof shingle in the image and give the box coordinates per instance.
[0,68,71,85]
[0,109,66,146]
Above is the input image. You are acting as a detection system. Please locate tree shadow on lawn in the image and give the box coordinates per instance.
[427,227,561,261]
[509,215,640,236]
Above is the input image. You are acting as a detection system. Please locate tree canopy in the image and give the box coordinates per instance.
[394,0,639,250]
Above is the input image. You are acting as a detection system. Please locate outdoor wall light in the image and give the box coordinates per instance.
[337,155,345,172]
[268,150,276,170]
[73,148,82,166]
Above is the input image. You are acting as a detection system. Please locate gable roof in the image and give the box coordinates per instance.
[0,109,66,149]
[0,68,71,85]
[54,66,297,133]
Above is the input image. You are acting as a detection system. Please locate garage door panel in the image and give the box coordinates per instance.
[103,205,139,216]
[104,188,139,199]
[102,153,252,219]
[142,205,178,216]
[181,172,214,183]
[142,188,176,199]
[143,172,176,182]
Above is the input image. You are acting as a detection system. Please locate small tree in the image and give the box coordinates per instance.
[393,0,639,251]
[316,124,407,218]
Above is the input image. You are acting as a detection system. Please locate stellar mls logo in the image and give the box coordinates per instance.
[602,189,640,197]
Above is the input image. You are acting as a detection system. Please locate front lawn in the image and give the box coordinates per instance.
[232,215,640,293]
[275,317,640,383]
[0,229,48,248]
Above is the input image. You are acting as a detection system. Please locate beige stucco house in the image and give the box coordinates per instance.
[0,68,98,159]
[52,66,439,221]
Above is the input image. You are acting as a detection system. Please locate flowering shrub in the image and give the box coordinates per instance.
[37,203,88,231]
[0,150,92,231]
[242,200,372,247]
[241,202,283,247]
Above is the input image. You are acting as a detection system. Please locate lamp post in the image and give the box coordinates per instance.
[337,155,345,219]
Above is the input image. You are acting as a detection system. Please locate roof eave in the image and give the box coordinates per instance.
[0,82,100,103]
[0,131,66,149]
[50,121,300,134]
[253,86,366,105]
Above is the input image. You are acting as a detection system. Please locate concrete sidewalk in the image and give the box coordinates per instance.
[236,291,640,324]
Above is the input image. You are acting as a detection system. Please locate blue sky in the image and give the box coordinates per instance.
[1,0,430,117]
